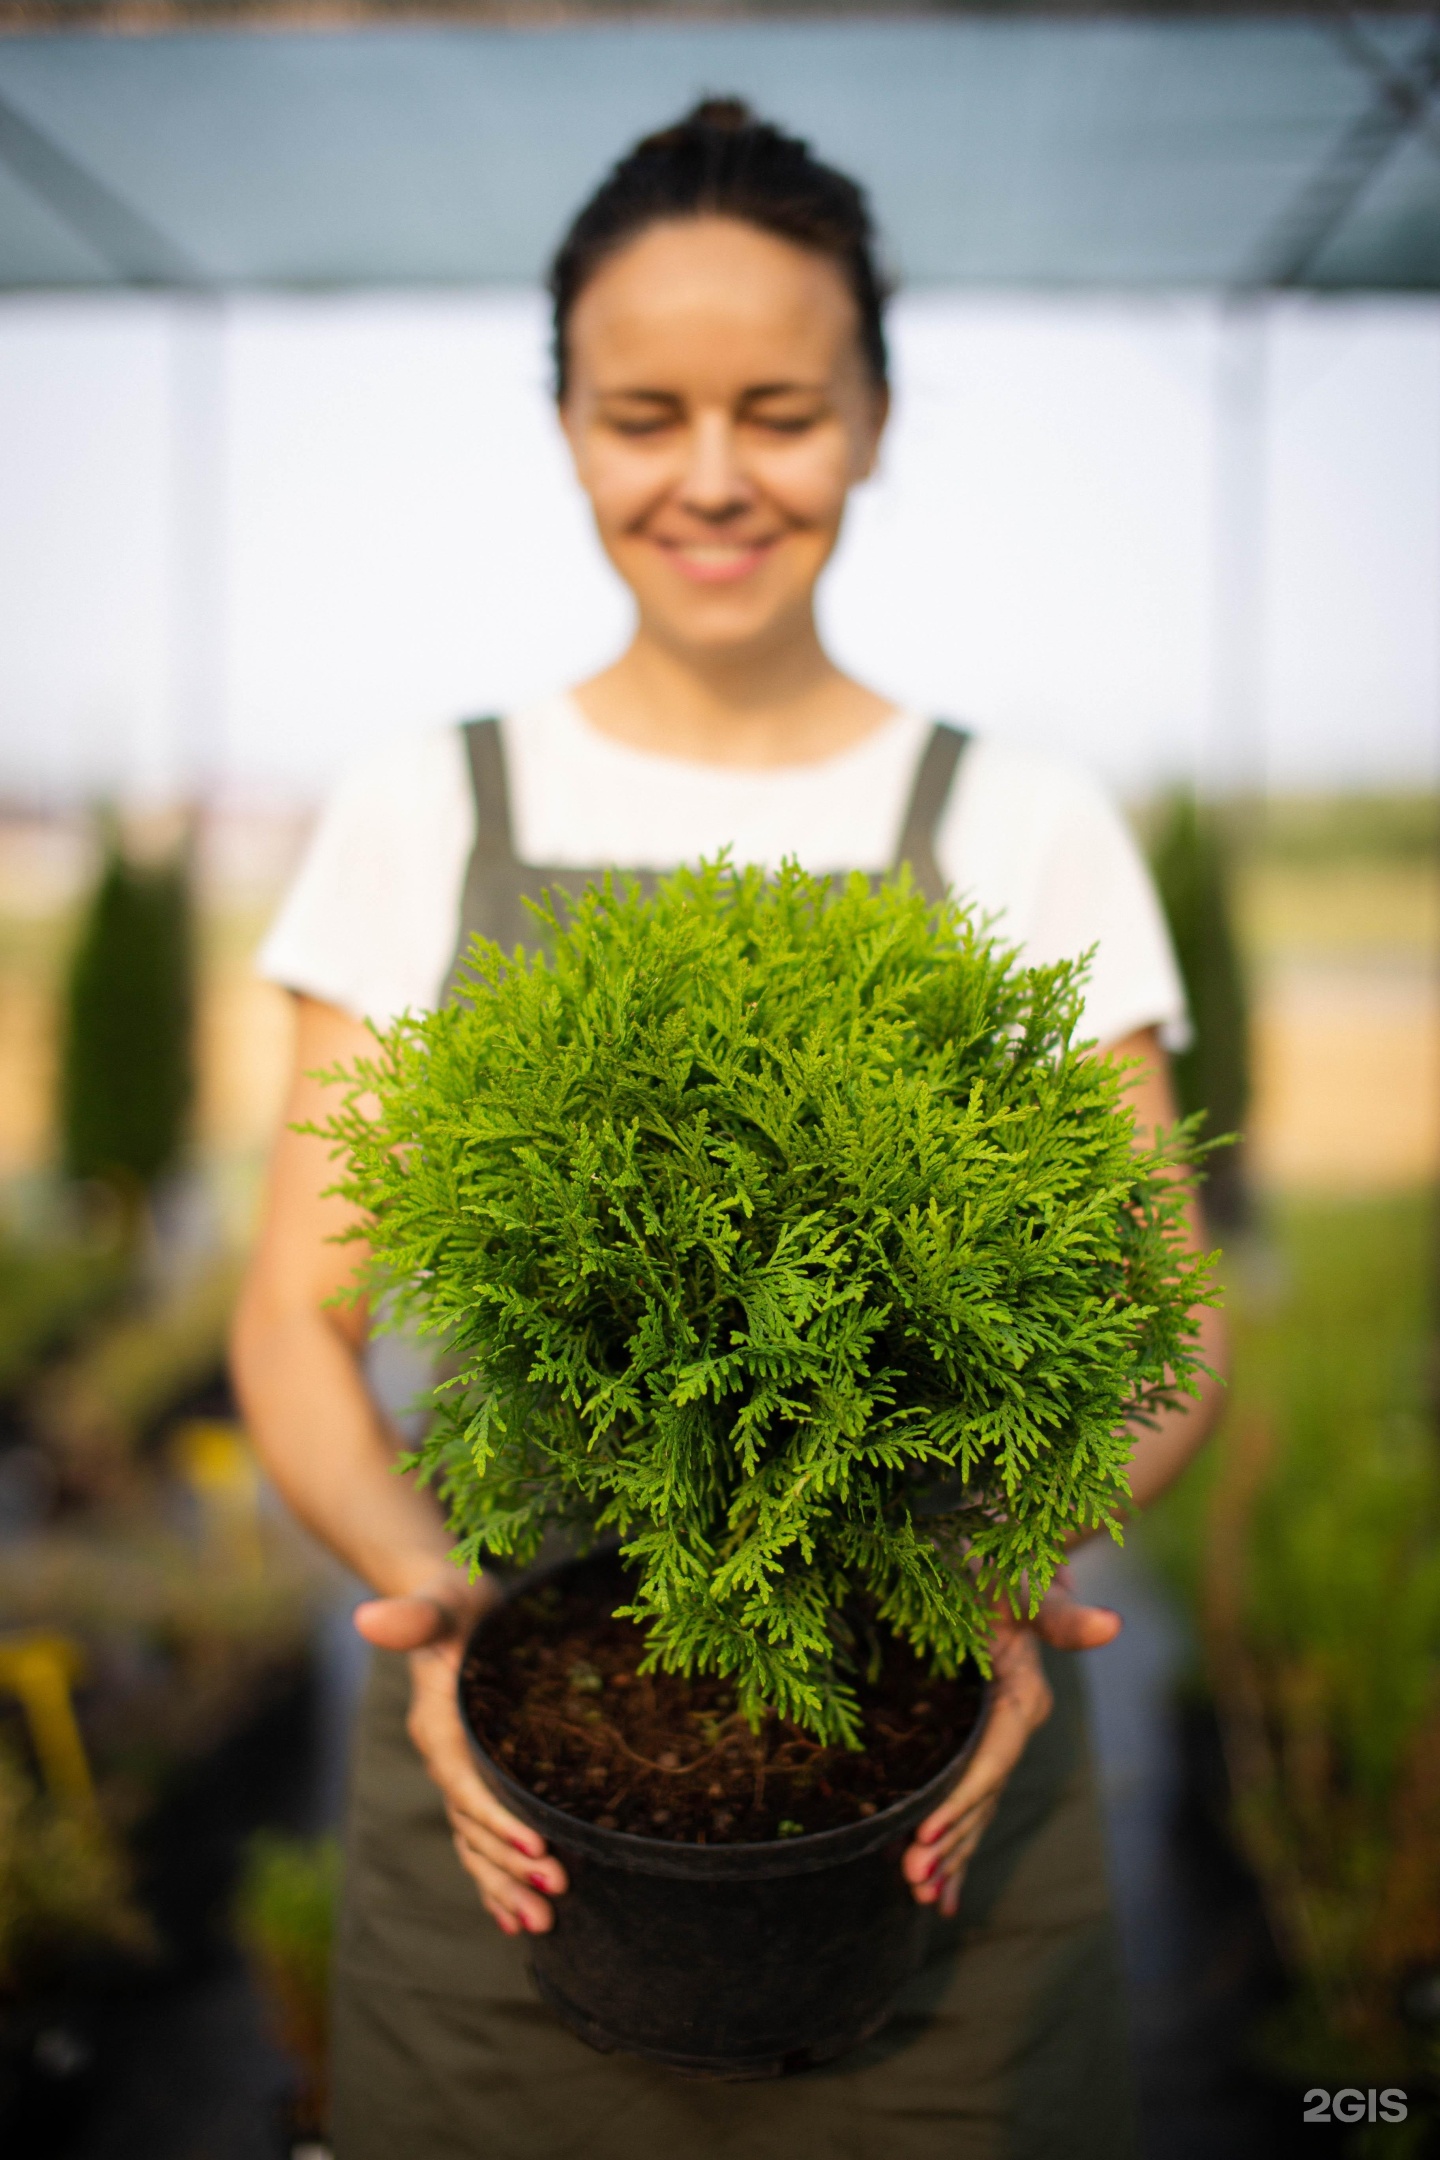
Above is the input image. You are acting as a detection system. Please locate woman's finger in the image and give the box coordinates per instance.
[909,1794,999,1899]
[912,1797,990,1867]
[353,1592,456,1653]
[905,1648,1051,1870]
[406,1645,551,1863]
[401,1638,572,1927]
[1027,1569,1123,1654]
[446,1806,567,1897]
[448,1831,556,1934]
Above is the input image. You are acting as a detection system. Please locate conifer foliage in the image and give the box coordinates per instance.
[328,864,1212,1745]
[62,826,194,1200]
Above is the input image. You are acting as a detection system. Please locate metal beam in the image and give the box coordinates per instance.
[0,84,204,285]
[1235,14,1440,289]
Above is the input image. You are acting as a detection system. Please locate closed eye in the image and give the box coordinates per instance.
[607,414,679,437]
[748,412,823,435]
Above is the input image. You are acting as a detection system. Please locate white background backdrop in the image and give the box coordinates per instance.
[1,288,1436,805]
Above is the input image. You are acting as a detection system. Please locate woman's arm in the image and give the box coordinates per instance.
[902,1025,1228,1915]
[1106,1025,1228,1513]
[230,993,567,1936]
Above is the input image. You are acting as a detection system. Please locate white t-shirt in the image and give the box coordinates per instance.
[258,695,1188,1053]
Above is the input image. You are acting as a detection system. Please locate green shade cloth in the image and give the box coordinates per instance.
[0,16,1438,293]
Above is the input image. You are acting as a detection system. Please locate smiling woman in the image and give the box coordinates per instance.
[554,101,895,767]
[561,214,892,762]
[232,97,1222,2160]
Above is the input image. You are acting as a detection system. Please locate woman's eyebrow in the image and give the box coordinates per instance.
[596,386,683,407]
[740,381,829,401]
[595,381,830,407]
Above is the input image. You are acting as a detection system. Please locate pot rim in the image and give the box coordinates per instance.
[458,1549,993,1882]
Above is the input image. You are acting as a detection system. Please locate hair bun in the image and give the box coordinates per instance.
[549,96,890,397]
[682,97,757,135]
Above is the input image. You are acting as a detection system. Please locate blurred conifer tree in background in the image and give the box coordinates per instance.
[60,824,195,1210]
[1148,791,1250,1226]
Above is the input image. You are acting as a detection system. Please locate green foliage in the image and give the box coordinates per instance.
[329,862,1212,1745]
[1147,790,1250,1146]
[0,1218,127,1398]
[32,1258,243,1493]
[236,1832,339,1967]
[1142,1193,1440,2076]
[1256,791,1439,869]
[1241,1199,1440,1799]
[235,1832,338,2033]
[60,826,194,1195]
[1148,1195,1440,1792]
[235,1833,338,2134]
[0,1742,149,1994]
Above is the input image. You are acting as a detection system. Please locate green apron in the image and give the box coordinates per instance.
[331,719,1140,2160]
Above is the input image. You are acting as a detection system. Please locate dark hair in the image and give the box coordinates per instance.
[548,97,891,399]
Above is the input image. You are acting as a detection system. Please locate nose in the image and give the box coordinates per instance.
[679,411,753,522]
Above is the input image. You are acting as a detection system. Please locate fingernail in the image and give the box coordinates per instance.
[528,1872,550,1892]
[498,1912,519,1936]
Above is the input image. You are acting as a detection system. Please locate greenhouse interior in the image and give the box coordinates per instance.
[0,6,1437,2156]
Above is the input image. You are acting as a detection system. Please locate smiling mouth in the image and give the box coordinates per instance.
[658,537,778,585]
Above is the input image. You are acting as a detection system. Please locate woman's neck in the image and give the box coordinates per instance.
[572,619,895,771]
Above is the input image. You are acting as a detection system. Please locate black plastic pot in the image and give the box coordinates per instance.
[460,1553,990,2079]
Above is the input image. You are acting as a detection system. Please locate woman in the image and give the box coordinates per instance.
[234,100,1224,2159]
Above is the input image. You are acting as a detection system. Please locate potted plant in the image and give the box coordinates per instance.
[0,1738,152,2148]
[329,861,1210,2074]
[235,1831,340,2151]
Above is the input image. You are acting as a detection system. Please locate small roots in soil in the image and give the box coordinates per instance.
[460,1557,983,1846]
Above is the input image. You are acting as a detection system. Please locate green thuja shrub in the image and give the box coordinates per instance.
[328,862,1213,1745]
[1147,790,1250,1223]
[61,824,195,1199]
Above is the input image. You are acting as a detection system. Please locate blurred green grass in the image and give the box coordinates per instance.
[1142,1190,1440,2081]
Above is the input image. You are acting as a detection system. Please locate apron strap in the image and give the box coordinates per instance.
[891,721,970,903]
[444,716,510,1000]
[446,712,972,1000]
[459,715,514,866]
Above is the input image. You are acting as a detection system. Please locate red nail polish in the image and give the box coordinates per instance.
[529,1872,549,1892]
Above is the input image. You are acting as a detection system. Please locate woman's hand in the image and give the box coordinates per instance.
[354,1579,570,1938]
[901,1574,1121,1919]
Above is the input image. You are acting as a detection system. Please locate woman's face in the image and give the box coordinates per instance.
[560,216,887,661]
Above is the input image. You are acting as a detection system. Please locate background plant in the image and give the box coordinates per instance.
[0,1741,150,1997]
[1143,1192,1440,2085]
[1146,790,1250,1227]
[331,862,1211,1746]
[235,1832,338,2140]
[60,820,194,1211]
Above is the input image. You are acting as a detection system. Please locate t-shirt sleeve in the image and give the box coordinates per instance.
[938,744,1190,1054]
[256,728,474,1026]
[1027,772,1190,1051]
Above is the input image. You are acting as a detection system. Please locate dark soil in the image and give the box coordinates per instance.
[460,1556,984,1846]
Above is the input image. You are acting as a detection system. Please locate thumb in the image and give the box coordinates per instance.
[353,1592,456,1653]
[1030,1571,1123,1653]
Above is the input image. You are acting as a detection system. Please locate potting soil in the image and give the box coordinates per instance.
[461,1563,984,1844]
